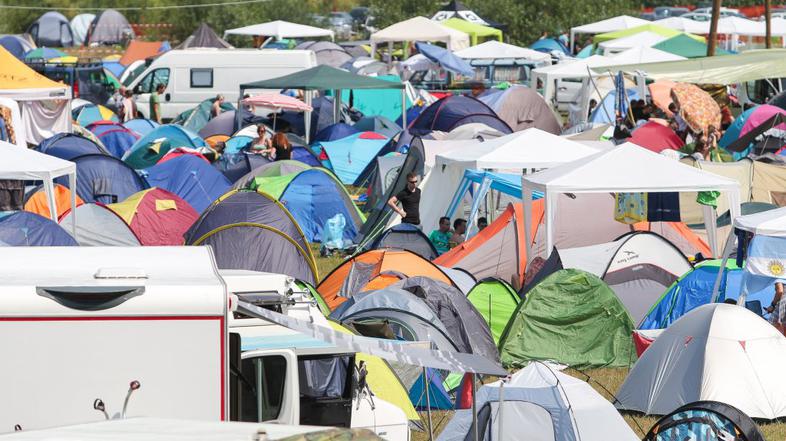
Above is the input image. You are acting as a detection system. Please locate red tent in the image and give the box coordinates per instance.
[629,121,683,153]
[107,187,198,245]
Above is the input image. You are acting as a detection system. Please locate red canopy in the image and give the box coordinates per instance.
[629,121,683,153]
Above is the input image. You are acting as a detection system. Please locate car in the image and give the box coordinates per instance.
[691,6,748,18]
[653,6,690,18]
[26,60,114,106]
[640,12,657,21]
[681,12,712,21]
[759,11,786,20]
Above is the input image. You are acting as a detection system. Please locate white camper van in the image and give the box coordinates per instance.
[127,49,317,120]
[0,247,408,440]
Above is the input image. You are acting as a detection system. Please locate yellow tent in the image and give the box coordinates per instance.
[0,46,70,95]
[327,321,421,422]
[442,18,503,46]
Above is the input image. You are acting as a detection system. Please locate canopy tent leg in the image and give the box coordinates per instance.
[401,89,407,129]
[523,183,534,266]
[69,172,77,238]
[304,91,312,144]
[43,178,57,223]
[334,89,341,125]
[471,374,478,441]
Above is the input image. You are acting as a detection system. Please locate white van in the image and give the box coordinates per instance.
[0,247,408,440]
[127,49,317,120]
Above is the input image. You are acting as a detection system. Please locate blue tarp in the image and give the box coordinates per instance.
[415,42,474,76]
[60,154,148,204]
[409,95,512,136]
[123,118,160,137]
[38,133,106,160]
[409,368,453,410]
[87,122,139,158]
[143,154,231,213]
[318,132,390,185]
[0,212,77,246]
[589,88,640,124]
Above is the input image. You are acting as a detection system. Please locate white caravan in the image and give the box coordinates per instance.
[0,247,408,440]
[127,49,317,120]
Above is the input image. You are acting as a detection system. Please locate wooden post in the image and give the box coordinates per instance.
[766,0,773,48]
[707,0,723,56]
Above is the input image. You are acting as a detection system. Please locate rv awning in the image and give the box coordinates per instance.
[224,20,333,40]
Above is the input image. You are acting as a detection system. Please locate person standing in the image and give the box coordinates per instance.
[450,218,467,248]
[150,83,165,124]
[387,172,421,226]
[122,89,137,122]
[429,217,452,255]
[767,282,785,335]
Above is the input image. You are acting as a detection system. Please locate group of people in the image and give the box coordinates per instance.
[243,124,292,161]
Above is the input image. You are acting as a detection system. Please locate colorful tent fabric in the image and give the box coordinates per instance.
[339,75,412,123]
[232,160,312,189]
[441,18,502,46]
[318,132,389,185]
[63,154,148,204]
[86,121,139,158]
[142,154,230,213]
[720,106,757,148]
[27,11,75,47]
[251,168,364,242]
[176,23,233,49]
[124,125,206,169]
[466,278,520,345]
[672,82,721,134]
[59,203,140,246]
[653,33,732,58]
[23,183,83,220]
[630,121,684,153]
[0,211,76,246]
[644,401,766,441]
[499,269,636,369]
[314,123,359,143]
[173,98,234,134]
[740,104,786,139]
[367,223,438,260]
[107,187,198,246]
[0,35,34,60]
[594,24,703,44]
[37,133,108,160]
[73,104,119,127]
[529,38,570,54]
[24,47,66,61]
[409,95,512,136]
[353,116,402,139]
[123,119,160,137]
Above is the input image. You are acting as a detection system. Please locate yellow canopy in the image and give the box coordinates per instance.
[0,46,69,91]
[442,18,503,46]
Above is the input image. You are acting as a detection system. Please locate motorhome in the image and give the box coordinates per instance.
[126,49,317,120]
[0,247,408,439]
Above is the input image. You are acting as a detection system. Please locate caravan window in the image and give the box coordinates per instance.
[240,355,287,422]
[138,68,170,94]
[190,68,213,88]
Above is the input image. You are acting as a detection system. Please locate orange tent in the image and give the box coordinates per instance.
[119,41,164,66]
[24,184,83,220]
[317,249,457,311]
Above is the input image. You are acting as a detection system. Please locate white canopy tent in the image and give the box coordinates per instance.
[604,46,686,64]
[522,144,741,262]
[419,129,598,233]
[530,55,613,108]
[224,20,334,41]
[653,17,711,34]
[454,40,551,63]
[370,16,470,56]
[570,15,650,51]
[0,141,76,233]
[597,31,668,55]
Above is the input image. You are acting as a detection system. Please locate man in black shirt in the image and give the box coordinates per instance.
[388,172,421,226]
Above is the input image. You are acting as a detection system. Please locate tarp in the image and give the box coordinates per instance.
[176,23,233,49]
[0,211,77,246]
[415,41,474,76]
[224,20,333,40]
[454,40,550,62]
[370,16,470,51]
[142,154,230,213]
[441,18,502,46]
[87,9,134,45]
[27,11,74,47]
[498,269,636,369]
[107,187,198,246]
[466,278,520,344]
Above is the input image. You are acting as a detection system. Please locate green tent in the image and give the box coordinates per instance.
[653,34,733,59]
[466,278,520,345]
[173,98,234,133]
[498,269,636,369]
[240,65,405,92]
[594,24,704,44]
[442,18,503,46]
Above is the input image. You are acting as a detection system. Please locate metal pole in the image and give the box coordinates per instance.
[471,374,478,441]
[498,378,505,440]
[424,368,434,441]
[707,0,722,56]
[401,89,407,129]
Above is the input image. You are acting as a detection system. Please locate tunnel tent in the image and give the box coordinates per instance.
[0,211,77,246]
[499,269,636,369]
[59,203,141,246]
[37,132,109,160]
[367,223,439,260]
[466,278,520,345]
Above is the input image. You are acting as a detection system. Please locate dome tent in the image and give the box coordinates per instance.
[70,14,95,46]
[87,9,134,45]
[37,133,109,160]
[142,154,230,213]
[60,154,148,204]
[27,11,75,47]
[0,211,77,246]
[643,401,765,441]
[107,187,198,246]
[59,203,141,246]
[466,278,520,345]
[124,125,206,169]
[86,120,139,158]
[409,95,512,136]
[23,183,83,220]
[367,223,439,260]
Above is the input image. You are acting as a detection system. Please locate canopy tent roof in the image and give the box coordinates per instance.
[606,45,686,64]
[596,49,786,85]
[240,65,405,91]
[716,16,764,35]
[370,16,470,51]
[652,33,733,58]
[733,206,786,237]
[594,24,704,44]
[597,31,669,52]
[224,20,333,40]
[431,0,493,26]
[441,17,502,45]
[0,46,70,100]
[571,15,650,35]
[653,16,711,34]
[532,55,613,79]
[454,40,551,62]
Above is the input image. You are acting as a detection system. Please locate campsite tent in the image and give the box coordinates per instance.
[652,33,732,59]
[27,11,75,47]
[177,23,232,49]
[70,14,94,46]
[107,187,198,246]
[556,231,693,323]
[314,123,359,143]
[570,15,650,51]
[123,119,159,137]
[0,35,34,60]
[616,303,786,419]
[143,154,230,213]
[174,98,234,134]
[498,269,636,369]
[295,41,352,68]
[454,40,550,62]
[368,223,439,260]
[232,159,312,190]
[59,203,141,246]
[409,95,511,136]
[73,103,119,127]
[123,124,206,169]
[643,401,766,441]
[0,211,77,246]
[87,9,134,45]
[479,86,561,134]
[224,20,333,41]
[370,16,470,53]
[441,18,502,46]
[37,133,108,160]
[629,121,684,152]
[318,132,389,184]
[251,168,364,242]
[64,154,147,205]
[23,183,83,220]
[466,278,520,344]
[606,45,686,65]
[86,120,139,158]
[438,361,639,441]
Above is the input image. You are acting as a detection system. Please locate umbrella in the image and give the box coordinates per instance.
[671,82,721,134]
[243,93,312,130]
[415,41,475,77]
[648,80,677,117]
[24,47,67,60]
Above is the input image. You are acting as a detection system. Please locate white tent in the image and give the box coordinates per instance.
[604,46,686,65]
[370,16,470,55]
[597,31,668,54]
[0,141,76,230]
[522,144,741,260]
[530,55,613,108]
[653,16,711,34]
[419,129,598,233]
[616,303,786,419]
[439,362,639,441]
[224,20,334,41]
[717,16,763,36]
[454,40,551,63]
[570,15,650,51]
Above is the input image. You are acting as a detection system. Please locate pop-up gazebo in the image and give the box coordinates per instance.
[522,144,741,261]
[570,15,650,51]
[224,20,334,42]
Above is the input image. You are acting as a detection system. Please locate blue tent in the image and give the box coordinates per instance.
[408,369,453,410]
[103,60,125,78]
[37,133,108,160]
[123,119,160,137]
[530,38,570,54]
[60,154,148,204]
[292,146,322,167]
[354,116,402,139]
[314,123,359,143]
[0,35,30,60]
[576,44,594,58]
[87,121,139,158]
[589,88,640,124]
[143,155,231,213]
[317,132,390,185]
[213,152,271,184]
[416,42,474,76]
[279,96,348,140]
[719,106,756,148]
[0,212,77,246]
[224,135,253,155]
[123,124,206,169]
[409,95,512,136]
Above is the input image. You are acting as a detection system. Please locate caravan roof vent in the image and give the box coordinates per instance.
[94,268,149,280]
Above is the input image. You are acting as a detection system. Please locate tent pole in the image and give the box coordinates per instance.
[334,89,341,124]
[471,374,478,441]
[498,377,505,440]
[69,172,77,237]
[401,89,407,129]
[304,91,312,144]
[44,178,57,223]
[523,182,534,266]
[424,368,434,441]
[712,231,736,303]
